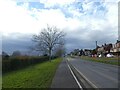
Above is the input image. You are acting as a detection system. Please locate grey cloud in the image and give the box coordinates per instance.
[65,36,96,52]
[2,34,34,55]
[64,25,118,53]
[2,31,117,55]
[2,25,118,55]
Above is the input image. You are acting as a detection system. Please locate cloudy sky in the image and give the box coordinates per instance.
[0,0,119,55]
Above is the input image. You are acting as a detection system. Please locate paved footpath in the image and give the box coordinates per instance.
[51,59,79,88]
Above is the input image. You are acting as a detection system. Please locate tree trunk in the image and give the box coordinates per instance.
[49,49,52,62]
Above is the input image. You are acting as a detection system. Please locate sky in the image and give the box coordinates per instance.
[0,0,119,55]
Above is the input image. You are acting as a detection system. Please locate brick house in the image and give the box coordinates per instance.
[97,43,113,57]
[110,40,120,56]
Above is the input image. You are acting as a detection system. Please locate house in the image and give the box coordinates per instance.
[97,43,113,57]
[70,49,93,56]
[97,40,120,57]
[110,40,120,56]
[97,45,104,54]
[70,49,85,56]
[84,49,92,56]
[104,43,112,54]
[79,49,85,56]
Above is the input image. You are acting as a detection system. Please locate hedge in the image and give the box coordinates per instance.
[2,56,49,73]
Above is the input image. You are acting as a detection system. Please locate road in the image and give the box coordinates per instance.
[51,59,79,88]
[67,57,119,88]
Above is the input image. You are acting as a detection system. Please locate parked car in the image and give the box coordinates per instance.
[98,54,102,57]
[106,53,114,57]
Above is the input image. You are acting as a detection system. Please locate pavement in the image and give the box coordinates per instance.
[68,57,119,88]
[51,58,79,88]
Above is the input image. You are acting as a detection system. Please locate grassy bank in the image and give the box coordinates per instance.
[2,58,62,88]
[80,56,119,66]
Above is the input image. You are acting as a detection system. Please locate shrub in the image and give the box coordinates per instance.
[2,56,49,73]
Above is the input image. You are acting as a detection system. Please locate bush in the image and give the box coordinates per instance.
[2,56,49,73]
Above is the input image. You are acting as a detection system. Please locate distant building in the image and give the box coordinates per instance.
[84,49,92,56]
[79,49,85,56]
[104,43,112,54]
[97,45,104,54]
[97,40,120,57]
[69,40,120,57]
[110,40,120,56]
[70,49,80,56]
[97,43,112,57]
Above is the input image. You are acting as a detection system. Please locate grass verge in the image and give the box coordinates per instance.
[80,56,119,66]
[2,58,62,88]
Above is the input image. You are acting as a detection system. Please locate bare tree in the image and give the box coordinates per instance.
[32,25,65,61]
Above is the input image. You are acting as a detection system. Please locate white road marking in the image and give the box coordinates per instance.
[66,61,83,89]
[67,57,98,89]
[73,65,98,88]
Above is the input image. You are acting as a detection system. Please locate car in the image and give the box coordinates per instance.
[98,54,102,57]
[106,53,114,57]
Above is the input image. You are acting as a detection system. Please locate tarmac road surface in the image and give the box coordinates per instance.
[67,57,119,88]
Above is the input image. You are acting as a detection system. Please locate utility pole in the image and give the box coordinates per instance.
[96,41,97,49]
